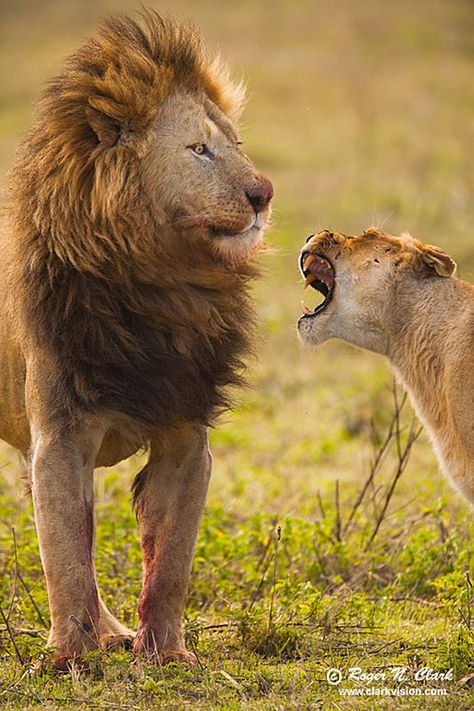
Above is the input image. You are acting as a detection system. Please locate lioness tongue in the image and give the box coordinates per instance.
[303,255,334,290]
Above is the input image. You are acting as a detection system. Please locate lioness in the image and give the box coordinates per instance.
[297,228,474,503]
[1,12,272,668]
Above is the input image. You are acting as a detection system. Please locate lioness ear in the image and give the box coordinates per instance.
[420,244,457,277]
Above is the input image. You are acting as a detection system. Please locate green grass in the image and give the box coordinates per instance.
[1,451,474,709]
[1,0,474,708]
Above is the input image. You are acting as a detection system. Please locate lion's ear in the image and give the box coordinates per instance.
[85,105,120,147]
[419,244,457,278]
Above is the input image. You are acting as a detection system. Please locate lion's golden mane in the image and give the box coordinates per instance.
[7,11,256,430]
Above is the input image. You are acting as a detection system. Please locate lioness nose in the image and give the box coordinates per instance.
[246,178,274,214]
[306,230,335,244]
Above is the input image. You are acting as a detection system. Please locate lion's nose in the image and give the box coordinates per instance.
[246,178,274,214]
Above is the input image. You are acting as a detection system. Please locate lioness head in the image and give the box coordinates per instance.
[297,228,457,353]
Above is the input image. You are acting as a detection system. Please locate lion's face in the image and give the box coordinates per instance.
[297,228,456,353]
[144,92,273,265]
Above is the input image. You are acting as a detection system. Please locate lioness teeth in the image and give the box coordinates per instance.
[303,253,335,291]
[304,273,330,290]
[304,273,318,288]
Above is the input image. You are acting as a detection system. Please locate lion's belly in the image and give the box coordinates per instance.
[0,328,138,467]
[0,328,30,454]
[95,431,140,468]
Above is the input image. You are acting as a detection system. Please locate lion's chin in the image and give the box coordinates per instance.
[213,225,265,265]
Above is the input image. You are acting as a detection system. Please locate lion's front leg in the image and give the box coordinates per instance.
[30,423,104,668]
[132,424,212,665]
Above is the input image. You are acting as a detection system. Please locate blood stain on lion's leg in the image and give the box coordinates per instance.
[132,426,211,666]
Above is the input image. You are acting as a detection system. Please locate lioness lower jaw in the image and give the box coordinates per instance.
[297,318,329,347]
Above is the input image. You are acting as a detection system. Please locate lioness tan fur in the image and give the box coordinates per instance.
[1,11,273,668]
[298,228,474,503]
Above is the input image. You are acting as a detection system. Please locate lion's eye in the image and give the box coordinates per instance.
[189,143,212,158]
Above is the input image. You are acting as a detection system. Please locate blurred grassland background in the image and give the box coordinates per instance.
[1,0,474,708]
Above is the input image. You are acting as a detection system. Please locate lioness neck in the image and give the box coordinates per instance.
[387,276,474,501]
[387,277,468,392]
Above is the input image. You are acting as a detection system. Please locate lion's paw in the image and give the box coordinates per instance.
[34,653,84,673]
[132,640,197,667]
[159,648,198,667]
[101,632,135,651]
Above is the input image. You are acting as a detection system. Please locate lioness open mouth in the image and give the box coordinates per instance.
[299,253,335,317]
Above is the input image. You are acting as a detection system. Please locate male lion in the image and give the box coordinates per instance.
[1,11,273,668]
[297,228,474,504]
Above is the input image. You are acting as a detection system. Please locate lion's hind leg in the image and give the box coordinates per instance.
[98,597,135,650]
[132,424,212,666]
